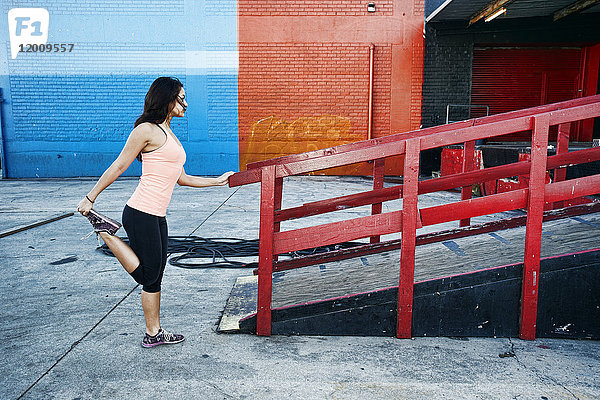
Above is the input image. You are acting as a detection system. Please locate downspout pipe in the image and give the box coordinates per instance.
[0,88,5,179]
[368,44,374,140]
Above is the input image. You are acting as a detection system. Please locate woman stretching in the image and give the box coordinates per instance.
[77,77,234,347]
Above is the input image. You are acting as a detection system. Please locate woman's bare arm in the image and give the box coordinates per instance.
[77,125,152,215]
[177,168,235,188]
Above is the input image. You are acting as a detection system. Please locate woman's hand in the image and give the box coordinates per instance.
[214,171,236,186]
[77,196,94,216]
[177,169,236,187]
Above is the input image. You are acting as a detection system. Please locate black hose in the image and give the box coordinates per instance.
[97,236,362,269]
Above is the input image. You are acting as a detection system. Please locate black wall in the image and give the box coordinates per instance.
[420,14,600,174]
[422,26,473,128]
[423,14,600,129]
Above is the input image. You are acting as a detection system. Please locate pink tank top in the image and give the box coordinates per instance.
[127,124,186,217]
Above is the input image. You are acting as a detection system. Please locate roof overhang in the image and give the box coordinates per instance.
[426,0,600,24]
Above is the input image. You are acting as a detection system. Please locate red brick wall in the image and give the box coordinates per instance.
[239,43,392,173]
[238,1,394,16]
[413,0,425,15]
[239,0,424,174]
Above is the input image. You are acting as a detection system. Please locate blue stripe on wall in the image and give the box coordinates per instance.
[3,73,238,178]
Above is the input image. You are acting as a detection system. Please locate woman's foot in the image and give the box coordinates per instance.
[142,328,185,348]
[85,209,122,235]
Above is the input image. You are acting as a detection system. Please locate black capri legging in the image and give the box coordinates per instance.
[122,204,168,293]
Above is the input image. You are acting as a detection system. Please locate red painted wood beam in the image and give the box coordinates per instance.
[273,210,403,255]
[548,102,600,126]
[397,139,421,339]
[268,173,600,269]
[273,177,283,262]
[257,166,276,336]
[273,180,596,248]
[460,140,476,227]
[469,94,600,126]
[416,201,599,244]
[544,173,600,203]
[270,202,600,273]
[370,158,386,243]
[245,121,470,171]
[548,147,600,167]
[421,173,600,227]
[420,189,528,227]
[273,141,406,178]
[230,168,261,187]
[275,185,403,223]
[553,123,570,209]
[581,45,600,139]
[273,147,600,223]
[520,115,550,341]
[423,147,599,193]
[421,104,600,152]
[420,173,599,227]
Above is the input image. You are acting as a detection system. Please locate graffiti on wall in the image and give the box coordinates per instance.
[239,115,375,174]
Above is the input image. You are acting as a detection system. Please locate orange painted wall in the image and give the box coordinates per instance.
[239,0,424,175]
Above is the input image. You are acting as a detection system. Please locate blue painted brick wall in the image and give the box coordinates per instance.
[205,0,237,16]
[1,1,238,178]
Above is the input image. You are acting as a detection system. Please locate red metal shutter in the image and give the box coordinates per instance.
[471,47,582,141]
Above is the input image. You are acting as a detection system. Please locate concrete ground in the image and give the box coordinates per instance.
[1,176,598,400]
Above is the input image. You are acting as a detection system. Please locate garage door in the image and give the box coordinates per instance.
[471,46,582,141]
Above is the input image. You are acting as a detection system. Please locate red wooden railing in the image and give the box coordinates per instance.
[229,95,600,339]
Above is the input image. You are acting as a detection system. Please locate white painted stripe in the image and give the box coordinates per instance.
[426,0,454,23]
[186,50,238,70]
[6,49,239,75]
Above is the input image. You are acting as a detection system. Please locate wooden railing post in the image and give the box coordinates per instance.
[520,114,550,341]
[273,177,283,261]
[370,158,385,243]
[257,165,276,336]
[460,140,476,227]
[553,123,570,209]
[397,139,420,338]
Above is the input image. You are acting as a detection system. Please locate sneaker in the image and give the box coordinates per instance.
[142,328,185,348]
[85,209,121,235]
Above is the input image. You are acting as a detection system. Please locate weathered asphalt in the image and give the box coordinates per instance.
[1,176,598,399]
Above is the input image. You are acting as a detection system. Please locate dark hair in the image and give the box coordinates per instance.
[134,76,183,161]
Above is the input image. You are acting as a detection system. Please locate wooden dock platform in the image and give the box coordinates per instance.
[219,211,600,336]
